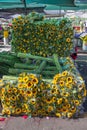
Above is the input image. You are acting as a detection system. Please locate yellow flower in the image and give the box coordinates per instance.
[8,88,12,93]
[78,94,82,99]
[55,112,61,117]
[20,90,25,96]
[23,76,29,83]
[27,81,33,88]
[22,108,27,113]
[62,71,68,76]
[30,98,36,105]
[61,107,68,113]
[18,77,23,82]
[13,87,17,93]
[74,100,80,106]
[15,108,21,114]
[67,112,73,118]
[12,105,16,109]
[11,96,16,101]
[1,88,5,94]
[52,97,56,102]
[5,109,11,115]
[32,77,38,84]
[67,76,73,83]
[32,112,38,116]
[57,98,63,104]
[26,90,32,97]
[18,83,23,89]
[32,89,37,96]
[59,80,64,87]
[66,38,71,42]
[70,106,76,113]
[61,92,70,97]
[28,74,35,79]
[23,104,28,109]
[50,89,57,95]
[47,106,54,112]
[66,104,71,109]
[6,101,10,106]
[46,98,53,104]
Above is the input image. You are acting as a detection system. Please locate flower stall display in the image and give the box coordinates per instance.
[11,12,73,57]
[0,70,86,118]
[0,12,86,119]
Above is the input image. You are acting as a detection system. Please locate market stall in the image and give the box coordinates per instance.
[0,12,86,119]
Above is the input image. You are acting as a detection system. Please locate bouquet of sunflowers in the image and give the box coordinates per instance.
[11,12,73,57]
[0,70,86,118]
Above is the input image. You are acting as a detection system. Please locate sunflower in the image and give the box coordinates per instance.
[62,71,68,76]
[47,106,54,112]
[67,76,73,83]
[52,97,56,102]
[40,27,43,32]
[66,104,71,109]
[59,80,64,87]
[66,38,71,42]
[70,106,76,113]
[6,101,10,106]
[8,88,12,93]
[18,83,23,89]
[61,107,68,113]
[1,94,5,99]
[13,87,17,93]
[55,112,61,117]
[23,104,28,109]
[66,83,72,89]
[27,81,33,88]
[32,77,38,84]
[15,108,21,114]
[32,90,37,96]
[20,90,25,96]
[23,76,29,83]
[26,90,32,97]
[30,99,36,105]
[61,92,70,97]
[11,105,16,109]
[1,88,5,94]
[5,109,11,115]
[32,112,38,116]
[50,89,57,95]
[57,98,63,105]
[11,95,16,101]
[22,108,27,113]
[52,85,58,89]
[74,100,80,106]
[28,74,35,79]
[46,98,53,104]
[67,112,73,118]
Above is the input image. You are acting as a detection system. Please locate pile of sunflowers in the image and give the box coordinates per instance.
[11,12,73,57]
[0,70,86,118]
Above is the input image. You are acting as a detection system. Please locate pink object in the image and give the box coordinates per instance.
[8,23,12,27]
[22,115,28,119]
[0,117,6,121]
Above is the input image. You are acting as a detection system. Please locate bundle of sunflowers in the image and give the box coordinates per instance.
[0,70,86,118]
[11,12,73,57]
